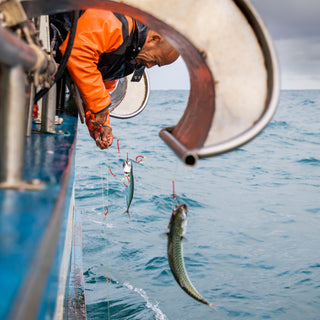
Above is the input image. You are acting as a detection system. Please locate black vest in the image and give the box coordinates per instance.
[97,13,149,81]
[50,11,149,81]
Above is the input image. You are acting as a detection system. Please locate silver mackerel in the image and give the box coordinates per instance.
[123,159,134,217]
[167,203,215,309]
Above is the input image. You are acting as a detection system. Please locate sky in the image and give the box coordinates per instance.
[148,0,320,90]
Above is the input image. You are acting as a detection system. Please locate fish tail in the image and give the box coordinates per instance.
[207,302,216,311]
[123,210,130,218]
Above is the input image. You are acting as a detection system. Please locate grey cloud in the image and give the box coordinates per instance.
[251,0,320,39]
[249,0,320,89]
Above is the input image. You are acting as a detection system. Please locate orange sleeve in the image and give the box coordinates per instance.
[59,9,131,115]
[104,80,118,92]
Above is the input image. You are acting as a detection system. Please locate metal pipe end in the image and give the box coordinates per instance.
[182,152,198,166]
[159,127,199,166]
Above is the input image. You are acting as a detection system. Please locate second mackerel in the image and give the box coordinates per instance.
[167,203,215,309]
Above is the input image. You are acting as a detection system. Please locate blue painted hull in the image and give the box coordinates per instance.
[0,113,86,319]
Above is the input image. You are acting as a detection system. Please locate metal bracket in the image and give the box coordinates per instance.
[0,179,45,190]
[0,0,27,27]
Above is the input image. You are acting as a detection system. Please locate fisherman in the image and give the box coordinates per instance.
[59,9,179,149]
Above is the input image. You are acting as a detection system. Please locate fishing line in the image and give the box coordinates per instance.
[109,167,117,178]
[114,136,145,165]
[117,138,121,155]
[171,159,179,207]
[172,179,177,201]
[105,161,109,217]
[101,149,111,319]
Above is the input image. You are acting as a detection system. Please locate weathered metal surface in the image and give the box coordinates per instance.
[0,24,38,70]
[0,23,56,75]
[41,84,57,133]
[0,0,28,27]
[0,65,27,185]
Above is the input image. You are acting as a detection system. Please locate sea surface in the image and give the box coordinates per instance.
[74,90,320,320]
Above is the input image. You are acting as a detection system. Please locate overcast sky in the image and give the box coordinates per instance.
[148,0,320,90]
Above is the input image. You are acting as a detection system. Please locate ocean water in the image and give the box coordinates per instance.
[74,90,320,320]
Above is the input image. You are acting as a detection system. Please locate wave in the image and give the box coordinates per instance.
[268,120,289,129]
[302,99,316,105]
[76,90,320,320]
[84,268,168,319]
[123,282,168,320]
[297,157,320,166]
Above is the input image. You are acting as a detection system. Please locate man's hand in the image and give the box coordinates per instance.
[94,110,109,126]
[89,109,113,149]
[94,125,114,149]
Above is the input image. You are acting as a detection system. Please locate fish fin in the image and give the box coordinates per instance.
[180,236,188,242]
[123,210,130,218]
[160,232,169,239]
[207,302,217,311]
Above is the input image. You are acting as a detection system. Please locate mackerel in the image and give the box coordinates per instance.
[167,204,215,309]
[123,159,134,217]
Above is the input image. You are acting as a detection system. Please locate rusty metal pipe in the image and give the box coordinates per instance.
[0,25,55,74]
[0,65,26,185]
[159,127,198,166]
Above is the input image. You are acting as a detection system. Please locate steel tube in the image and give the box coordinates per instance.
[159,127,199,166]
[0,25,56,74]
[0,65,27,184]
[26,83,35,136]
[41,84,57,133]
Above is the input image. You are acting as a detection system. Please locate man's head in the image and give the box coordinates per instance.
[135,30,179,68]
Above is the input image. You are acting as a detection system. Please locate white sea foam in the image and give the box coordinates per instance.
[90,218,114,228]
[123,282,168,320]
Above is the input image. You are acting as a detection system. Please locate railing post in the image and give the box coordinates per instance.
[41,84,57,133]
[0,64,26,185]
[0,64,43,190]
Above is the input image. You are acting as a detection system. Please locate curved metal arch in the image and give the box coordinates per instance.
[22,0,279,166]
[197,0,280,160]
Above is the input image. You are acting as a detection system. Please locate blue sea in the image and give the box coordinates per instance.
[74,90,320,320]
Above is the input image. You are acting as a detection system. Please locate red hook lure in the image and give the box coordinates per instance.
[117,139,120,154]
[136,155,145,163]
[109,168,116,177]
[172,179,177,200]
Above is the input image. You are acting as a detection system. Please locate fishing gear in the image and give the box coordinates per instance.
[135,155,145,163]
[109,167,116,177]
[172,179,177,201]
[117,138,121,154]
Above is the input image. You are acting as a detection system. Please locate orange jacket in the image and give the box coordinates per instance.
[59,9,136,131]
